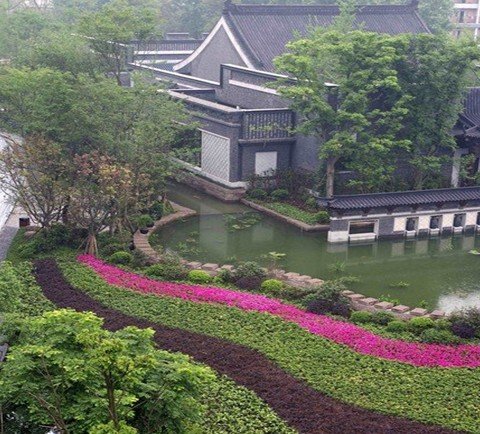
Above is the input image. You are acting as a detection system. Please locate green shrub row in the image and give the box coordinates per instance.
[60,258,480,433]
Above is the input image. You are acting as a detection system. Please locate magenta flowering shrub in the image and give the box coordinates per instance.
[78,255,480,368]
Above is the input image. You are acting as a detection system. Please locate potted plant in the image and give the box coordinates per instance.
[137,214,154,234]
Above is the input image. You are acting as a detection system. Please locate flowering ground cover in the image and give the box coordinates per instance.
[57,256,480,433]
[79,254,480,369]
[34,259,459,434]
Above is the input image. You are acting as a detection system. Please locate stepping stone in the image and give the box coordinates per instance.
[298,275,312,282]
[187,262,202,269]
[374,301,394,310]
[284,272,301,280]
[430,309,446,319]
[410,308,428,317]
[347,293,365,302]
[392,305,410,314]
[359,297,378,306]
[202,263,219,271]
[220,265,235,272]
[341,290,354,296]
[308,278,324,286]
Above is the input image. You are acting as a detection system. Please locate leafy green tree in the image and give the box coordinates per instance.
[14,30,103,77]
[396,34,479,189]
[275,30,409,196]
[0,309,213,433]
[80,0,159,84]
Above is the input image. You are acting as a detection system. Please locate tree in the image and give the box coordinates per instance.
[0,134,69,230]
[396,34,479,189]
[275,30,409,196]
[0,309,213,433]
[80,0,159,85]
[68,152,134,255]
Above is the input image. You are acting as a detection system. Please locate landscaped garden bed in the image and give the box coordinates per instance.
[34,258,459,434]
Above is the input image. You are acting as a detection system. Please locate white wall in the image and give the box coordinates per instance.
[0,135,12,229]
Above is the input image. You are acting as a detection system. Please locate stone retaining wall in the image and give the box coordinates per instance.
[133,202,447,320]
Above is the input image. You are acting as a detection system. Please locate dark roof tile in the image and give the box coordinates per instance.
[318,187,480,211]
[224,2,430,71]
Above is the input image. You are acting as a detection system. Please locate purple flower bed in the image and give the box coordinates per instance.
[79,254,480,368]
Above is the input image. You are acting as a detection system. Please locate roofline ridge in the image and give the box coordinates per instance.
[324,186,480,202]
[223,1,420,15]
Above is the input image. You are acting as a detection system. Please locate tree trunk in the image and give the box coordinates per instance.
[326,157,337,198]
[106,375,119,431]
[85,233,98,256]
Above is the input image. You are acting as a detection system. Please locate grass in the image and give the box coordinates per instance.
[252,201,329,225]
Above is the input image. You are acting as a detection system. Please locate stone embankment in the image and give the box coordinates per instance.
[134,202,447,320]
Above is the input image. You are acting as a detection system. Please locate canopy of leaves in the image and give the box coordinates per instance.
[0,309,213,433]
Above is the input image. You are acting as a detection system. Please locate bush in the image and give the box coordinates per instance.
[350,311,372,324]
[261,279,284,294]
[101,242,128,258]
[315,211,330,224]
[450,308,480,337]
[434,319,452,331]
[386,320,408,333]
[216,268,234,284]
[248,188,268,200]
[149,201,164,221]
[370,311,394,326]
[234,262,266,281]
[306,283,351,318]
[451,321,476,339]
[144,263,187,281]
[419,329,460,345]
[270,189,289,201]
[108,251,133,266]
[408,317,435,334]
[305,196,317,210]
[235,276,263,291]
[188,270,213,284]
[137,214,154,229]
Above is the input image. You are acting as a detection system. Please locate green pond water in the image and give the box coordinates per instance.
[157,184,480,313]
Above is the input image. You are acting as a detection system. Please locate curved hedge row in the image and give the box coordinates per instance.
[57,257,480,433]
[35,259,458,434]
[79,254,480,368]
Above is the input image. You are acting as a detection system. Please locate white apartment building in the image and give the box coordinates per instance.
[454,0,480,39]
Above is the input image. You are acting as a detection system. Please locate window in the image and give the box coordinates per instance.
[255,151,277,176]
[430,216,441,230]
[349,221,376,235]
[405,218,418,232]
[454,213,466,228]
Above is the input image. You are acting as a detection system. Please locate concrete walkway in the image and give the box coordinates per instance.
[0,207,22,261]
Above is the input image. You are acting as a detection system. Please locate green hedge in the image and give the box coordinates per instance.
[60,258,480,433]
[259,202,329,225]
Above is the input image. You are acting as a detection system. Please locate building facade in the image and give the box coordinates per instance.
[126,1,480,241]
[453,0,480,39]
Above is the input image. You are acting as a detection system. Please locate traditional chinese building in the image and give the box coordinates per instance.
[130,1,430,200]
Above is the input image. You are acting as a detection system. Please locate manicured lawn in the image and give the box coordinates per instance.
[58,254,480,433]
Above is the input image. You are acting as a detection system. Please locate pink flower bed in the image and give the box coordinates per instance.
[79,254,480,368]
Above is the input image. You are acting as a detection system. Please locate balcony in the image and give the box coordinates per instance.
[240,109,294,141]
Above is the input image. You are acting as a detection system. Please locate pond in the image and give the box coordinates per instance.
[156,183,480,313]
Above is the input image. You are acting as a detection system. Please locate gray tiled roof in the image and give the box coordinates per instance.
[318,187,480,211]
[462,88,480,127]
[224,2,430,71]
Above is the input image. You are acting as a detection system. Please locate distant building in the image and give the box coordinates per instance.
[453,0,480,39]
